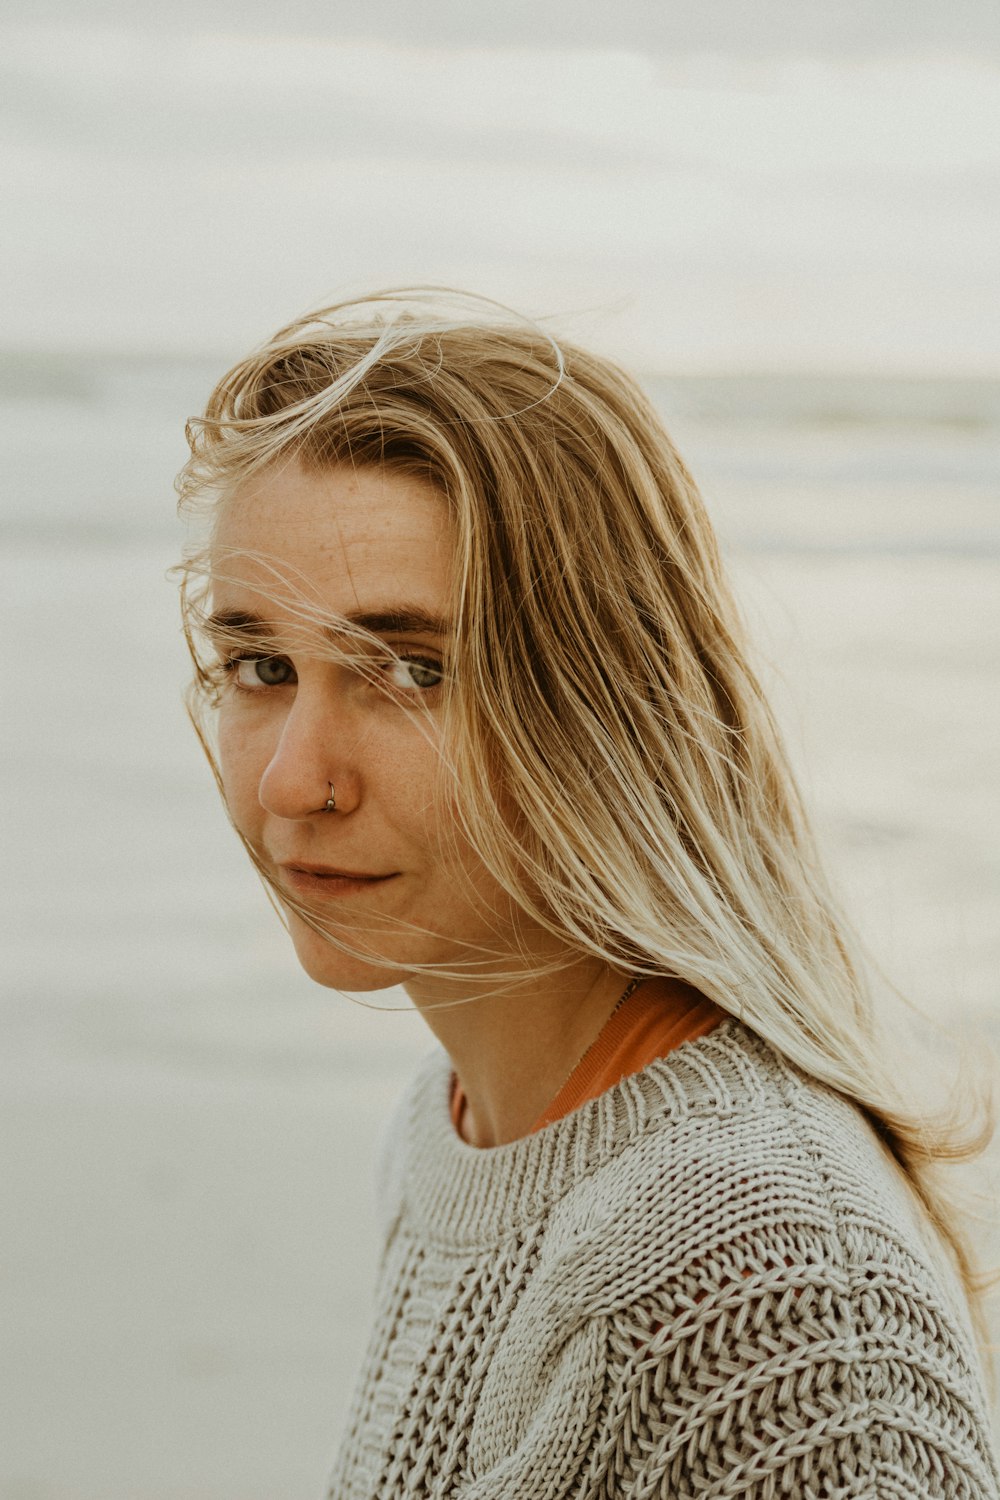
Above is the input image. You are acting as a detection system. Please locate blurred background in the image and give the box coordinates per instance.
[2,3,999,1496]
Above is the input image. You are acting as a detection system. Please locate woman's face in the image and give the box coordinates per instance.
[209,459,520,996]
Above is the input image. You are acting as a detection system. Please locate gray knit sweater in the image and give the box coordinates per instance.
[327,1018,999,1498]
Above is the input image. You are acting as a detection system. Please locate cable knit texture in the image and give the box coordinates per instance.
[326,1019,1000,1498]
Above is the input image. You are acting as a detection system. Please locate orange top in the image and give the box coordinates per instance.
[451,984,728,1141]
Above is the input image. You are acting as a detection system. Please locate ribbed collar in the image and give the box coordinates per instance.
[399,1017,776,1248]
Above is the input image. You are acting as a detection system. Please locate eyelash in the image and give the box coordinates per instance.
[220,651,444,694]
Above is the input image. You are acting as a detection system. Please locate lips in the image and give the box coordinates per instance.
[277,862,398,898]
[282,862,393,880]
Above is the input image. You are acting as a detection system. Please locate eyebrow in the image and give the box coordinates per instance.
[204,606,454,640]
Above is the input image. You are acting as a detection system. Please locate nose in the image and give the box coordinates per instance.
[257,684,361,820]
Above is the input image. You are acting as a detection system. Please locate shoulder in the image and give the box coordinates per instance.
[543,1020,974,1348]
[370,1049,444,1248]
[538,1021,1000,1496]
[545,1019,943,1289]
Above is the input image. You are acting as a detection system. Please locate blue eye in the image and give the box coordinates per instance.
[385,656,444,691]
[231,655,295,688]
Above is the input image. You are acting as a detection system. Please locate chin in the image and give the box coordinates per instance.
[288,920,411,993]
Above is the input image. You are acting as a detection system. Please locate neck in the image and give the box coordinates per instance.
[404,953,633,1148]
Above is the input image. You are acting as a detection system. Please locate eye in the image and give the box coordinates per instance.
[384,655,444,692]
[230,654,296,689]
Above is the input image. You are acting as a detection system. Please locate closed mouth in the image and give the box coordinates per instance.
[277,863,399,896]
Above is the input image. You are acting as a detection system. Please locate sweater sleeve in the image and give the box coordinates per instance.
[600,1244,1000,1499]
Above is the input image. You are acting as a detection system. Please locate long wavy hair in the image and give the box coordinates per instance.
[177,288,997,1380]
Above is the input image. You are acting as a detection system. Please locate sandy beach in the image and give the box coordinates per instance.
[2,364,998,1497]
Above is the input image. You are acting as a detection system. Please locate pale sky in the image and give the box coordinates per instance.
[2,3,999,370]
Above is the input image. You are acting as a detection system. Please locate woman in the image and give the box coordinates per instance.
[178,290,999,1497]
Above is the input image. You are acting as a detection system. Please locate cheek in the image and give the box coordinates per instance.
[428,776,527,921]
[425,787,507,900]
[216,708,265,821]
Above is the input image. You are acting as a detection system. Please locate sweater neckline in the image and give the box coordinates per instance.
[401,1015,766,1248]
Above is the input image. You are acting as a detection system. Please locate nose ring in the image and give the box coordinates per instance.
[324,783,336,813]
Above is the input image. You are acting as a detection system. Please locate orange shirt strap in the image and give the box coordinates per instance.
[450,987,727,1139]
[531,986,725,1130]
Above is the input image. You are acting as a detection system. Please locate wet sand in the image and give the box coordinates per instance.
[3,370,998,1493]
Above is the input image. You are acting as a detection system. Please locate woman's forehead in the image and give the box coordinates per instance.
[210,459,456,621]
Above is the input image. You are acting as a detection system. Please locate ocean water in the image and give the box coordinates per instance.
[2,357,998,1497]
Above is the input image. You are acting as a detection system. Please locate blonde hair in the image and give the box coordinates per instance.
[177,288,997,1377]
